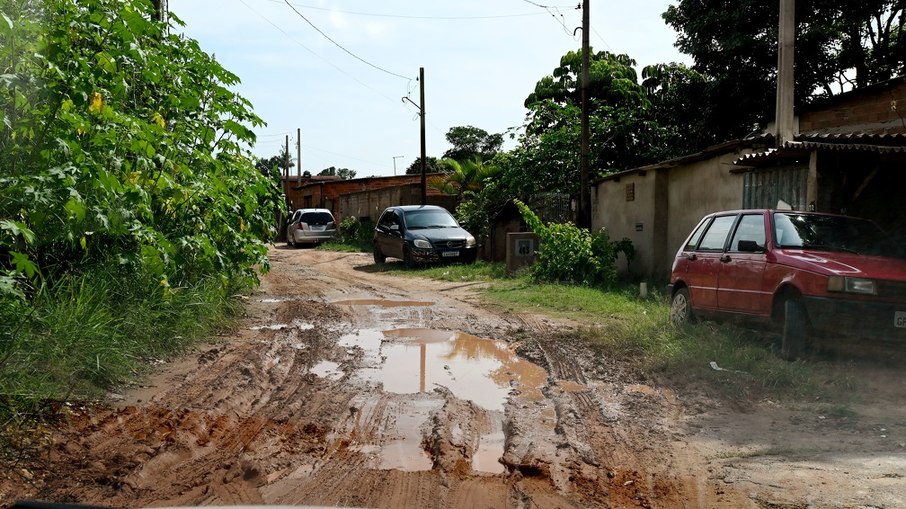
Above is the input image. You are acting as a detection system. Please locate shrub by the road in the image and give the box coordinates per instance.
[0,0,280,417]
[514,199,634,287]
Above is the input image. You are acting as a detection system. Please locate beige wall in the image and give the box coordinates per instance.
[593,151,748,280]
[664,153,746,271]
[592,171,659,278]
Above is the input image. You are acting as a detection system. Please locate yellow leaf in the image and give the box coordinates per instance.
[240,218,246,232]
[77,127,85,136]
[152,112,165,128]
[89,92,103,114]
[80,236,87,250]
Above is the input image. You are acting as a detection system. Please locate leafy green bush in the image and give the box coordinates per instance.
[514,199,634,287]
[1,0,280,293]
[322,216,374,252]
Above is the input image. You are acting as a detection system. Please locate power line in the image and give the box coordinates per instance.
[282,0,410,80]
[520,0,580,38]
[236,0,402,102]
[265,0,561,20]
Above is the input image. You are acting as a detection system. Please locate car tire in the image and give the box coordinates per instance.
[403,245,414,269]
[669,287,693,325]
[287,233,296,248]
[373,245,386,264]
[781,298,807,360]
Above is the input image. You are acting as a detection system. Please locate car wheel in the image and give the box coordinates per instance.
[781,298,807,360]
[373,245,386,264]
[287,232,296,248]
[403,245,414,268]
[669,287,693,325]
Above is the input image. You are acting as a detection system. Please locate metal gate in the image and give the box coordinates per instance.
[743,166,808,210]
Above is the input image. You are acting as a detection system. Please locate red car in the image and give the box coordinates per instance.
[668,209,906,358]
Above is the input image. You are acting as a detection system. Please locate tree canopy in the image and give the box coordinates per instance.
[442,126,504,162]
[318,166,356,180]
[405,156,440,175]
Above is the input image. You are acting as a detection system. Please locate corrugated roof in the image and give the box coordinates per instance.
[735,131,906,166]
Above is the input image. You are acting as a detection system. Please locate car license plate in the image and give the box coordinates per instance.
[896,311,906,328]
[311,226,325,231]
[442,250,459,258]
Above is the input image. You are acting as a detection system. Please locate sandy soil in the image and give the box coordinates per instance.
[2,246,905,508]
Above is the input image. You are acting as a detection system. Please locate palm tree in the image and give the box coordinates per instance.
[429,158,501,196]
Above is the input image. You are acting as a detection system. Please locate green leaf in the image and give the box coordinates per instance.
[0,12,12,33]
[10,252,38,279]
[65,197,87,222]
[1,220,36,245]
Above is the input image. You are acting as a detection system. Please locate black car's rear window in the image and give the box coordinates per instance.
[300,212,334,225]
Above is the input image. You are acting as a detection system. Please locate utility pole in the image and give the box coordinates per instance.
[393,155,404,176]
[578,0,591,229]
[775,0,795,146]
[296,128,302,183]
[284,134,291,211]
[419,67,427,205]
[402,67,427,205]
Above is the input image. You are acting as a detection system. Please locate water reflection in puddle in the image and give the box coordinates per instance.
[333,299,433,308]
[310,360,343,380]
[250,320,314,331]
[354,329,547,412]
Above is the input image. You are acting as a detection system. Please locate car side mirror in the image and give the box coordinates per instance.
[390,224,400,231]
[737,240,764,252]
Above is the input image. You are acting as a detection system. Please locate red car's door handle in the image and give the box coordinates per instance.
[720,254,731,262]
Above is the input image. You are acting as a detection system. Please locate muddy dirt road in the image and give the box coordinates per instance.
[3,247,906,508]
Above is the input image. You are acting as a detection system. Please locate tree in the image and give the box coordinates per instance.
[429,158,501,197]
[405,156,441,175]
[442,126,504,162]
[518,49,667,194]
[641,62,717,158]
[318,167,357,179]
[662,0,906,139]
[256,146,293,178]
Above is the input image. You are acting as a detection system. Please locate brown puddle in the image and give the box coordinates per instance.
[355,329,548,412]
[332,299,433,307]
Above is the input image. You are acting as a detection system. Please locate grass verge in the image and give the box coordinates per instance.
[0,263,250,424]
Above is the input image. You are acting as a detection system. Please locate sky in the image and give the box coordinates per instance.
[167,0,691,178]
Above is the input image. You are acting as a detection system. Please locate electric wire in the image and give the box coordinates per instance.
[282,0,410,80]
[266,0,566,20]
[236,0,402,103]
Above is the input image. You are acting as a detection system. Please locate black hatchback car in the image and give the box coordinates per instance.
[373,205,477,267]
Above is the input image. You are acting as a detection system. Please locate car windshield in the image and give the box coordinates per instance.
[403,209,459,229]
[773,212,897,257]
[300,212,333,225]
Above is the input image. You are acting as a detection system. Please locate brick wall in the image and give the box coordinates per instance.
[800,79,906,132]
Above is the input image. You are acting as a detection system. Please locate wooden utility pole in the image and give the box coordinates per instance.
[775,0,795,146]
[297,128,302,183]
[419,67,427,206]
[578,0,591,228]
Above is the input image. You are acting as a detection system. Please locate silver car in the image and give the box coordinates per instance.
[285,208,337,247]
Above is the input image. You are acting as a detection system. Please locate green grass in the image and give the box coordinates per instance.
[0,263,248,423]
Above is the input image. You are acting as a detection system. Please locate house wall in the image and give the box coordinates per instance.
[592,171,659,278]
[283,174,447,221]
[338,185,459,224]
[593,151,748,280]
